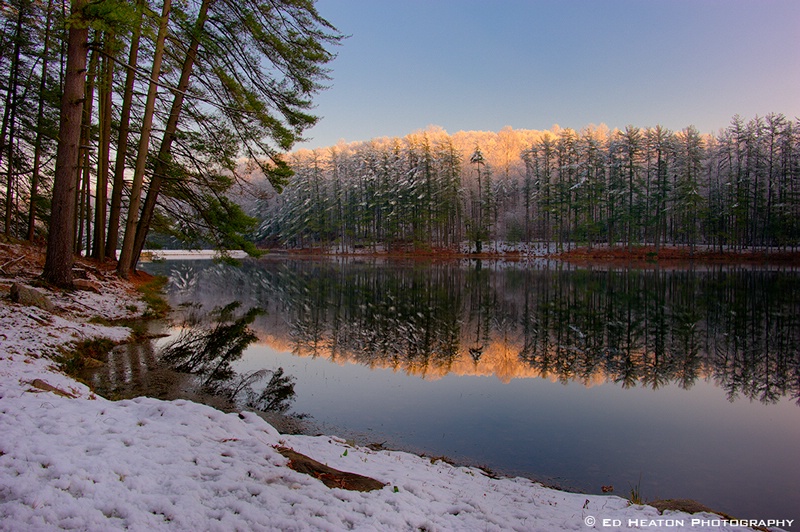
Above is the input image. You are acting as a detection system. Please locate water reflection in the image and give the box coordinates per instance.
[161,302,296,413]
[151,259,800,407]
[79,322,198,402]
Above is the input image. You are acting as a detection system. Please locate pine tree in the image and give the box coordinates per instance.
[42,0,89,286]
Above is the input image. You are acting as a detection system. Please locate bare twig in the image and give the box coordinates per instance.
[0,254,25,274]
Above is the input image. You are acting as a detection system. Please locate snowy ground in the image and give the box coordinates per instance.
[0,260,785,531]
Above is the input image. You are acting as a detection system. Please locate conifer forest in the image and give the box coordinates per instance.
[1,0,798,267]
[263,118,800,254]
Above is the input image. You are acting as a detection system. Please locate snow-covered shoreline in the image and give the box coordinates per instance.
[0,252,782,530]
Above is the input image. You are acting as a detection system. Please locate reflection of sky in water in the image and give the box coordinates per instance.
[143,259,800,522]
[238,343,800,522]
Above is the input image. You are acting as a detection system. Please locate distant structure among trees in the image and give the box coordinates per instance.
[261,116,800,253]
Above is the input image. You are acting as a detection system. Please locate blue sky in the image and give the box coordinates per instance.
[299,0,800,149]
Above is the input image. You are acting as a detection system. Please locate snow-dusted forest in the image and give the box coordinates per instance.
[259,114,800,253]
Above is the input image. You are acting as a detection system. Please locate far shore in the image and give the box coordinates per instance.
[240,243,800,266]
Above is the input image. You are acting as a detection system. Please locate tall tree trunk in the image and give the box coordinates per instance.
[28,0,56,241]
[92,35,114,259]
[4,93,18,236]
[124,0,211,275]
[77,135,92,254]
[76,45,97,255]
[2,0,29,236]
[117,0,173,278]
[106,1,143,258]
[3,83,18,236]
[0,12,20,170]
[43,0,89,287]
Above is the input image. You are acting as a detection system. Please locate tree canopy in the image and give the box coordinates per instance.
[0,0,341,284]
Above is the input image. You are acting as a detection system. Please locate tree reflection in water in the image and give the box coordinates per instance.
[161,302,296,413]
[151,259,800,407]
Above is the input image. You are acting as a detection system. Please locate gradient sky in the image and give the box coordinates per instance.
[298,0,800,149]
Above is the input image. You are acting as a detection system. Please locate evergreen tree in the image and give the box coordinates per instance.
[673,126,705,254]
[118,0,341,274]
[42,0,89,286]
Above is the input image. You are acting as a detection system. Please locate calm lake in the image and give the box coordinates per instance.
[140,257,800,522]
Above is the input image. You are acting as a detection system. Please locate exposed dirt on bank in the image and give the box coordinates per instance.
[555,245,800,268]
[281,246,520,262]
[0,237,153,289]
[272,243,800,267]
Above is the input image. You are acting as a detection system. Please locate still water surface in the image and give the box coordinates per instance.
[141,257,800,522]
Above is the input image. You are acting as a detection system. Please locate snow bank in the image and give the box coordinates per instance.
[0,279,772,531]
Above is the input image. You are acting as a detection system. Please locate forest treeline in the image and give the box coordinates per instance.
[0,0,340,285]
[261,115,800,253]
